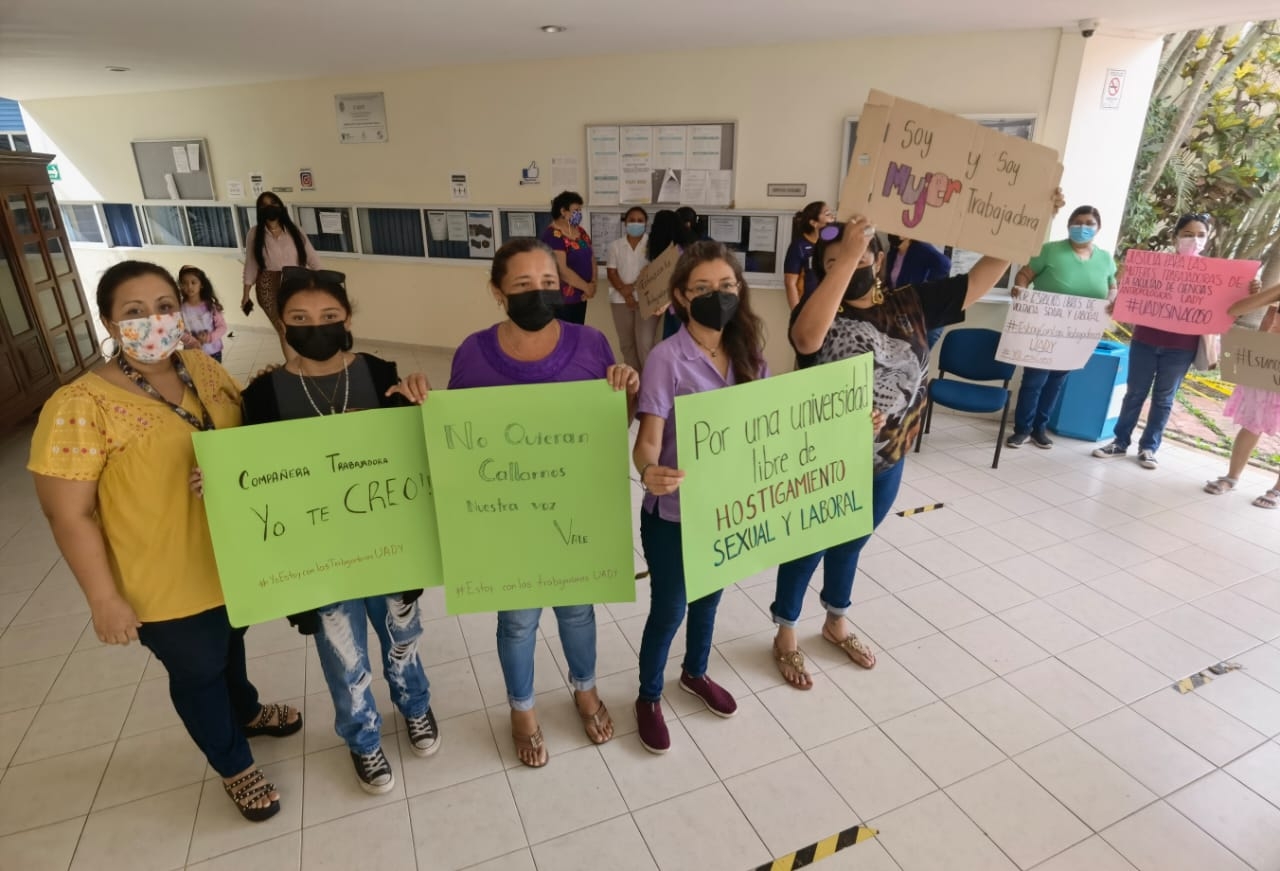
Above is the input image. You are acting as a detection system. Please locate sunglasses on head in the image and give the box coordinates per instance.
[281,266,347,286]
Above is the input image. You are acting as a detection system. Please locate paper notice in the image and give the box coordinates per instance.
[445,212,467,242]
[708,216,740,244]
[588,126,621,205]
[748,217,777,252]
[507,212,537,238]
[163,173,180,199]
[620,158,652,204]
[680,169,709,205]
[551,156,579,190]
[226,180,244,200]
[708,170,732,206]
[686,125,723,170]
[319,211,344,235]
[467,211,495,259]
[427,211,447,240]
[171,146,191,174]
[299,209,319,236]
[654,126,687,170]
[657,169,681,203]
[590,212,623,262]
[250,173,264,196]
[186,143,201,172]
[620,126,652,156]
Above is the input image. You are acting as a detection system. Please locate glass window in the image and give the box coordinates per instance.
[236,206,254,247]
[0,244,32,334]
[75,321,97,361]
[23,241,47,283]
[58,275,84,320]
[8,194,33,236]
[51,332,75,373]
[701,214,778,275]
[186,206,237,248]
[500,210,552,243]
[425,209,495,260]
[11,134,31,153]
[37,286,63,328]
[296,207,355,253]
[47,238,70,276]
[141,205,190,246]
[61,204,104,243]
[357,208,425,258]
[34,193,56,232]
[102,204,142,247]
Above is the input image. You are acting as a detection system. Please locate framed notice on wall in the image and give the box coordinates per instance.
[585,121,737,208]
[335,92,388,143]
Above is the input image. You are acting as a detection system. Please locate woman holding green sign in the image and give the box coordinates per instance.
[29,261,300,822]
[238,266,437,796]
[448,237,640,768]
[770,191,1063,690]
[632,241,768,754]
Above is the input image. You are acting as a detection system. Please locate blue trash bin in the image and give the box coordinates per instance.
[1048,340,1130,441]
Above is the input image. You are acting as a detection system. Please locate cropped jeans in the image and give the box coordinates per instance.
[497,605,596,710]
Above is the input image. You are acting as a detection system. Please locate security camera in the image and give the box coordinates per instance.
[1079,18,1100,37]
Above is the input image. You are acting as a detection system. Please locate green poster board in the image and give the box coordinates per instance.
[675,355,875,600]
[193,406,443,627]
[422,381,636,614]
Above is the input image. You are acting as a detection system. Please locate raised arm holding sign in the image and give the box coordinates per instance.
[635,242,681,318]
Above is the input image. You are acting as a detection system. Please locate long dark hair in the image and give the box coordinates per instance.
[648,210,680,261]
[792,201,827,238]
[491,237,556,287]
[675,206,700,246]
[177,265,223,312]
[97,260,179,318]
[669,241,766,384]
[252,192,309,273]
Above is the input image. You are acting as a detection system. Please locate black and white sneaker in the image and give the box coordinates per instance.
[1138,450,1158,469]
[1006,432,1029,449]
[1030,430,1054,449]
[405,708,441,758]
[1092,442,1127,458]
[350,747,395,794]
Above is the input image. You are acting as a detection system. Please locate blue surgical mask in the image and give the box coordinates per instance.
[1068,225,1097,244]
[568,210,583,227]
[626,222,645,237]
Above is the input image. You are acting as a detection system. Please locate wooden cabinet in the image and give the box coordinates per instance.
[0,151,98,429]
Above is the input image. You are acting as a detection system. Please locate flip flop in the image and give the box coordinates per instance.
[773,643,813,690]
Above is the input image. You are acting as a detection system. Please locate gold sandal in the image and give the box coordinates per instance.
[512,726,548,768]
[825,631,877,669]
[773,643,814,690]
[577,698,614,745]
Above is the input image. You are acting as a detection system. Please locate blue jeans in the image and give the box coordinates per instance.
[497,605,596,711]
[1111,340,1195,453]
[1013,367,1070,435]
[136,606,259,778]
[638,508,722,702]
[314,595,431,754]
[771,460,905,625]
[926,326,945,350]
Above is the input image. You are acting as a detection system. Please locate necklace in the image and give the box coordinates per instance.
[690,332,721,359]
[297,356,350,415]
[116,354,214,431]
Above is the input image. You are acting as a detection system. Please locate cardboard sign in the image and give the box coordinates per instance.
[675,356,875,601]
[996,290,1110,370]
[635,243,681,318]
[1221,328,1280,393]
[422,381,636,614]
[192,407,444,627]
[1113,250,1259,335]
[838,90,1063,263]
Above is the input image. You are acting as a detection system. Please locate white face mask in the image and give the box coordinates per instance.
[115,312,186,363]
[1175,236,1207,256]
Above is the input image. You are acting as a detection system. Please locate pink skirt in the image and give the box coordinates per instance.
[1224,385,1280,435]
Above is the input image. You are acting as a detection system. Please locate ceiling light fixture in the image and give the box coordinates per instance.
[105,66,131,72]
[540,25,567,33]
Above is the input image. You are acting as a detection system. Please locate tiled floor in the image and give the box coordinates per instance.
[3,327,1280,870]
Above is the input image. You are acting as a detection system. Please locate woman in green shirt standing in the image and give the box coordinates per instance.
[1006,205,1117,449]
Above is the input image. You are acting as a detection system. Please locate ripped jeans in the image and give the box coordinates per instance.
[314,595,431,754]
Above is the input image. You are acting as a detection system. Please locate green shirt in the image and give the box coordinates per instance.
[1026,239,1117,299]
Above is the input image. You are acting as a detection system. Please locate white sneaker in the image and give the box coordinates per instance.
[1138,450,1158,469]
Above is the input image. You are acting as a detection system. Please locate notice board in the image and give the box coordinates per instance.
[585,122,736,207]
[131,138,214,200]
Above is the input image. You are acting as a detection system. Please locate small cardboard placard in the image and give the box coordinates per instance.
[635,243,681,318]
[838,90,1063,263]
[1221,328,1280,393]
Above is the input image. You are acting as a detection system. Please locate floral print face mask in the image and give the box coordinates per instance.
[115,312,186,363]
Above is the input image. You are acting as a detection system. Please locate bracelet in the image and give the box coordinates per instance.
[638,463,655,492]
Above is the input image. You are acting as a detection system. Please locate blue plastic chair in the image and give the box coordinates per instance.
[915,328,1017,469]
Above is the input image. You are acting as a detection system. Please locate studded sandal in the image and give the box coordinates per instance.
[243,702,302,738]
[222,767,280,822]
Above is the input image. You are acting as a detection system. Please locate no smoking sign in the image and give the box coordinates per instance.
[1101,68,1126,110]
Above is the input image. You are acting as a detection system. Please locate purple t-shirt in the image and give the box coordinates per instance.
[637,326,769,522]
[448,322,616,389]
[540,226,594,305]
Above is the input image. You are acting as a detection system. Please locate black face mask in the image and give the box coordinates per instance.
[506,290,561,332]
[689,291,740,330]
[844,265,878,303]
[259,205,285,223]
[285,323,350,360]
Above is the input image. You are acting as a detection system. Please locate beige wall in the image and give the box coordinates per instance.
[26,29,1069,371]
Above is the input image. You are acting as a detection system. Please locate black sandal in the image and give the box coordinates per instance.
[243,702,302,738]
[223,768,280,822]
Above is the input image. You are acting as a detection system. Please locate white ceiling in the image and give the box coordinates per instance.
[2,0,1274,101]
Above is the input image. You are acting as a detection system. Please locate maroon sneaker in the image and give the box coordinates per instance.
[635,699,670,754]
[679,671,738,718]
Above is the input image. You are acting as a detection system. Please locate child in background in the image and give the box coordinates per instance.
[179,265,229,362]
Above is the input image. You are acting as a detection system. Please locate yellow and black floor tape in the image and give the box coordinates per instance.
[753,825,878,870]
[896,503,944,517]
[1174,661,1241,693]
